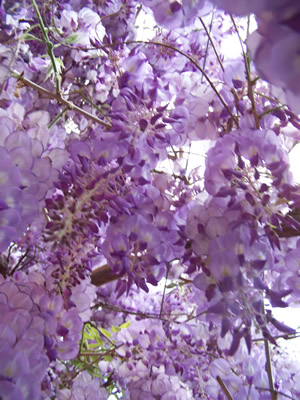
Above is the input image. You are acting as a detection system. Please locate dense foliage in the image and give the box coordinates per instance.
[1,0,300,398]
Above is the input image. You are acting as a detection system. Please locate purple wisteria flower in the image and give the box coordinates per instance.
[211,0,295,16]
[57,371,107,400]
[0,279,49,399]
[0,115,68,251]
[248,27,300,113]
[1,0,300,399]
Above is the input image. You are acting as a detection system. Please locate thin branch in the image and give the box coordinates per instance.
[254,90,281,103]
[200,11,215,83]
[216,376,234,400]
[199,16,224,72]
[48,107,68,129]
[73,354,102,377]
[9,248,30,276]
[259,105,286,120]
[263,336,277,400]
[262,303,278,400]
[80,94,112,125]
[252,332,300,342]
[184,143,192,175]
[159,263,170,318]
[11,71,112,129]
[230,15,260,129]
[184,309,207,323]
[200,14,241,112]
[6,243,16,263]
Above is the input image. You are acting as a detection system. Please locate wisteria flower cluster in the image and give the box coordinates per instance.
[1,0,300,399]
[0,115,68,250]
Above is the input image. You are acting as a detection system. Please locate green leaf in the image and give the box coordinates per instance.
[22,33,43,42]
[70,359,86,369]
[111,325,121,333]
[88,342,103,349]
[96,336,104,346]
[119,321,131,329]
[91,370,102,378]
[104,355,113,362]
[84,325,99,340]
[99,328,111,338]
[54,57,65,74]
[64,33,79,44]
[46,57,64,81]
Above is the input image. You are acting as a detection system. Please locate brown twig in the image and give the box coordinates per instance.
[262,302,278,400]
[200,11,215,83]
[11,71,112,129]
[263,336,278,400]
[216,376,234,400]
[199,16,224,72]
[159,263,170,319]
[252,332,300,342]
[91,264,119,286]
